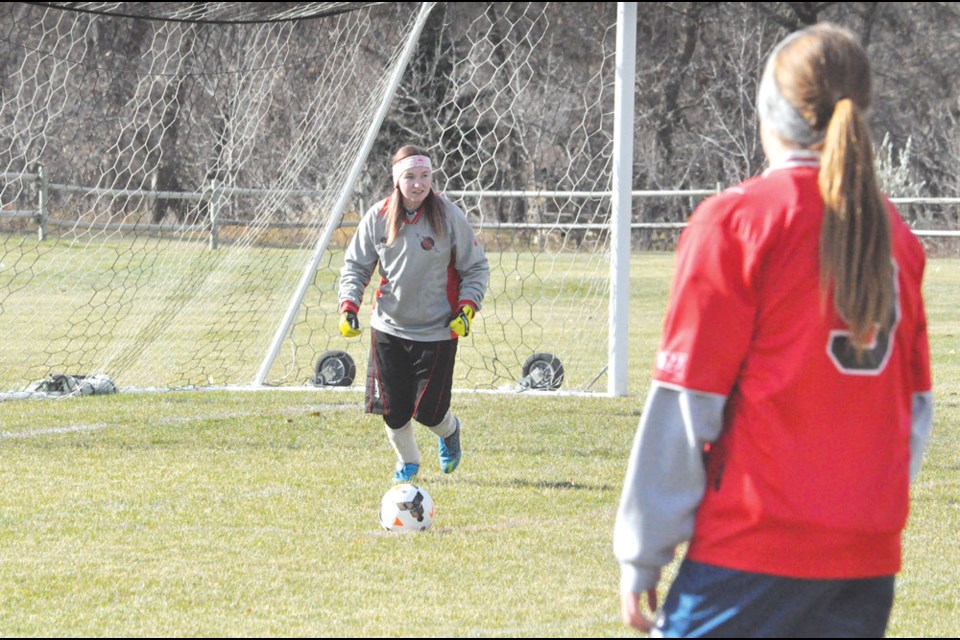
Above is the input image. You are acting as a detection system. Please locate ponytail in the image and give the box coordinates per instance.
[818,97,894,349]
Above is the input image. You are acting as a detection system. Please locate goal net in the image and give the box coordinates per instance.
[0,2,621,395]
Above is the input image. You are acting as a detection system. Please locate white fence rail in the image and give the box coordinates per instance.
[3,168,959,242]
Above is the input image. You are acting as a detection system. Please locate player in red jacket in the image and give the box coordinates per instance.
[614,23,933,637]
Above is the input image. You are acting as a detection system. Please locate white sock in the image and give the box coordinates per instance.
[385,421,420,465]
[425,411,457,439]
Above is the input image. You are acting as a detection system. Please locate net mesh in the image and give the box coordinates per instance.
[0,2,619,394]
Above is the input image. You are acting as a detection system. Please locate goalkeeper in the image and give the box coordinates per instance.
[337,144,489,484]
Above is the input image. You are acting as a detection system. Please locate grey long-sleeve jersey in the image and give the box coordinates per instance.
[338,194,489,342]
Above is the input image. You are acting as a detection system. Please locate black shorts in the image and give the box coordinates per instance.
[366,328,459,428]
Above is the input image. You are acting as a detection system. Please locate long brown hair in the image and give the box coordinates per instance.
[385,145,445,245]
[774,23,893,348]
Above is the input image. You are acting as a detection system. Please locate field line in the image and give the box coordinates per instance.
[0,423,111,439]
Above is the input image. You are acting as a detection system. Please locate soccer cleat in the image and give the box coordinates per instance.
[392,462,420,483]
[438,417,462,474]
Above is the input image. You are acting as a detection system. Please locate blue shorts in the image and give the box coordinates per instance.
[654,558,895,638]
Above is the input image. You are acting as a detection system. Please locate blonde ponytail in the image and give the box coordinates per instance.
[762,23,894,351]
[818,97,893,348]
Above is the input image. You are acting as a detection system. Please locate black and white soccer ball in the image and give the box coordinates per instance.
[379,483,435,532]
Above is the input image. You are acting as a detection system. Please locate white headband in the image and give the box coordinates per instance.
[392,155,432,186]
[757,31,824,148]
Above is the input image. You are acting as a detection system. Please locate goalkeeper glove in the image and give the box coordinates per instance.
[448,304,475,338]
[339,310,361,338]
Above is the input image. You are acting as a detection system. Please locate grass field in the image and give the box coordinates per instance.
[0,234,641,393]
[0,255,957,637]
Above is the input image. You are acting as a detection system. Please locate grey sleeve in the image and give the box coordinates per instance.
[338,209,379,308]
[613,382,726,595]
[909,391,934,482]
[447,200,489,310]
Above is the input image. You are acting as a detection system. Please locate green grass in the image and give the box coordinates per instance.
[0,255,957,636]
[0,392,640,636]
[0,234,649,392]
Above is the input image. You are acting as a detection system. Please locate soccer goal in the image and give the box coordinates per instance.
[0,2,638,397]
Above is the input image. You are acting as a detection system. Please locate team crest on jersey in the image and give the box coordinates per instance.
[420,235,436,251]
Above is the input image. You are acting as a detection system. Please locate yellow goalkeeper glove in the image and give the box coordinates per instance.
[339,310,361,338]
[448,304,475,338]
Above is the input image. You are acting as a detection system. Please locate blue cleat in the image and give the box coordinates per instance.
[393,462,420,483]
[438,417,462,474]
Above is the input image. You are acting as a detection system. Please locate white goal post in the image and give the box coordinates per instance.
[3,3,951,400]
[0,2,652,398]
[256,2,638,397]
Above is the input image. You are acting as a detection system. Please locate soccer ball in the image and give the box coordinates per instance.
[379,483,435,532]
